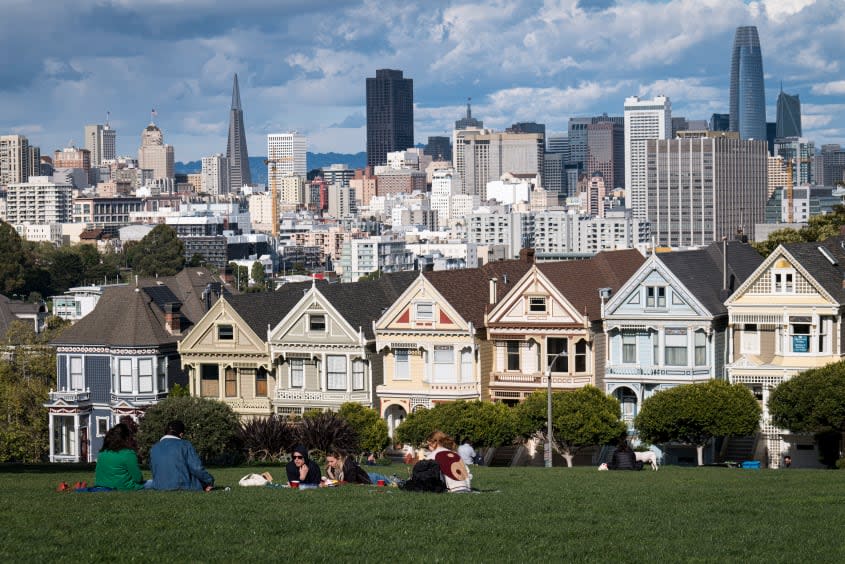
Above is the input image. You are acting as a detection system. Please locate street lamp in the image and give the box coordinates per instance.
[545,351,566,468]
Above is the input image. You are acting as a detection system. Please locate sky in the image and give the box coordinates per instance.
[0,0,842,162]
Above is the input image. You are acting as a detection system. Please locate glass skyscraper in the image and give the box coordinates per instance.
[776,88,802,138]
[366,69,414,168]
[729,26,767,141]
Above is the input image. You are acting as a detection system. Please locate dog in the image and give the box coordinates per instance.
[635,450,659,471]
[598,462,609,471]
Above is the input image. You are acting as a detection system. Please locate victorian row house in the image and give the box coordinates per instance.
[46,268,229,462]
[726,235,845,468]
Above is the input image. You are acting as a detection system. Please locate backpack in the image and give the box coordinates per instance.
[399,460,446,493]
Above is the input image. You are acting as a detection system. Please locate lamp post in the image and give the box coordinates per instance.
[545,351,566,468]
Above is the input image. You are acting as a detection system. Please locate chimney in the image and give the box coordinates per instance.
[489,278,498,305]
[164,302,182,335]
[519,247,535,263]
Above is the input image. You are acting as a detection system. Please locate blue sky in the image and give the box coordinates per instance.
[0,0,842,161]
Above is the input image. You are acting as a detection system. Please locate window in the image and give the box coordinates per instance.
[394,349,410,380]
[309,315,326,332]
[158,358,167,392]
[461,348,472,382]
[96,417,109,437]
[652,331,659,364]
[622,333,636,364]
[433,346,454,383]
[818,317,830,354]
[138,359,153,393]
[574,340,587,373]
[741,324,759,354]
[546,338,568,372]
[256,369,268,397]
[415,303,433,320]
[70,357,83,391]
[646,286,666,308]
[200,364,219,397]
[352,360,365,390]
[773,271,794,293]
[506,341,521,371]
[664,329,688,366]
[225,367,237,397]
[218,325,234,340]
[529,296,547,313]
[290,360,304,388]
[694,331,707,366]
[789,323,811,354]
[118,359,132,393]
[327,355,347,390]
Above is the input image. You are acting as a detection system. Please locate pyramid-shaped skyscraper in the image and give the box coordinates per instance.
[226,73,251,188]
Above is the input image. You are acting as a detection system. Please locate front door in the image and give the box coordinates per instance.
[80,427,89,462]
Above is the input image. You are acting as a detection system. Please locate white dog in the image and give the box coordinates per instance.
[635,450,659,471]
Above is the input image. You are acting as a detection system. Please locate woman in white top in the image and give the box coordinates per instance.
[425,430,472,493]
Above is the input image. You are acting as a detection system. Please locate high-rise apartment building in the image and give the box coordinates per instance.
[729,26,767,140]
[709,113,730,132]
[454,130,544,200]
[0,134,30,186]
[586,121,624,191]
[138,122,175,180]
[226,74,251,189]
[774,137,814,185]
[84,123,116,167]
[201,153,230,196]
[366,69,414,168]
[776,88,802,139]
[267,132,306,190]
[624,95,671,219]
[646,133,768,246]
[6,176,73,224]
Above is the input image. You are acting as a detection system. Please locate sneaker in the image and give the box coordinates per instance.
[56,482,70,492]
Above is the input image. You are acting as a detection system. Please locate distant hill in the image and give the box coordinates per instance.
[175,152,367,185]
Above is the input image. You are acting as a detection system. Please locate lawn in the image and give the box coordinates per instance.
[1,463,843,562]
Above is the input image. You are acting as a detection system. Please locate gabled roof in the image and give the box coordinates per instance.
[781,235,845,303]
[658,241,764,315]
[537,249,645,320]
[225,281,319,340]
[0,295,43,340]
[422,255,535,328]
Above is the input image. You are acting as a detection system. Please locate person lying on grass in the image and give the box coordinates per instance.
[285,445,322,486]
[93,423,147,491]
[323,450,393,486]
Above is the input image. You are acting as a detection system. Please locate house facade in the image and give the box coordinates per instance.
[726,237,845,468]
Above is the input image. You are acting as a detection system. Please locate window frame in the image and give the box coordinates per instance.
[309,314,326,332]
[528,296,547,313]
[506,341,521,372]
[394,349,410,381]
[255,369,268,397]
[622,333,636,364]
[415,302,434,320]
[645,286,667,308]
[326,355,347,391]
[224,366,237,397]
[217,324,234,341]
[694,331,707,366]
[664,328,688,366]
[118,358,133,393]
[70,356,84,391]
[352,359,365,391]
[138,358,154,394]
[290,359,304,388]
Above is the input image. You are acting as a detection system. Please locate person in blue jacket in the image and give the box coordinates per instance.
[149,420,215,491]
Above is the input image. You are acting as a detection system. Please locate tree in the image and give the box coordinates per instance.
[0,221,27,295]
[296,411,358,456]
[338,402,389,454]
[250,261,267,291]
[229,262,249,292]
[752,227,806,258]
[752,205,845,258]
[136,396,241,465]
[48,249,84,293]
[395,400,520,449]
[516,386,626,467]
[129,225,185,277]
[769,362,845,467]
[635,380,760,466]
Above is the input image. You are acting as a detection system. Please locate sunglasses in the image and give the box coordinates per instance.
[292,455,304,459]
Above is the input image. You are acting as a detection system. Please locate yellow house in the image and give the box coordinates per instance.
[726,237,845,468]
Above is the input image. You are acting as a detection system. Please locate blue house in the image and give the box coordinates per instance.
[46,268,229,462]
[602,241,763,447]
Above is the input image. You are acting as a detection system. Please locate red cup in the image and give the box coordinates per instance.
[289,481,300,489]
[377,479,386,487]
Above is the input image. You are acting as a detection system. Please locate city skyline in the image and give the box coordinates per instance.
[0,0,842,161]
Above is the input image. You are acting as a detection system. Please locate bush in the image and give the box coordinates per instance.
[395,401,519,448]
[338,403,389,454]
[238,416,298,463]
[295,411,358,457]
[137,396,242,465]
[836,458,845,470]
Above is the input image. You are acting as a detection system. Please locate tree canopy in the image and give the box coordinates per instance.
[0,222,27,296]
[129,224,185,277]
[395,400,519,449]
[635,380,760,465]
[338,402,389,454]
[515,386,626,467]
[753,204,845,257]
[769,361,845,435]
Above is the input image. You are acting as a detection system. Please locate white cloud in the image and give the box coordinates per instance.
[812,81,845,96]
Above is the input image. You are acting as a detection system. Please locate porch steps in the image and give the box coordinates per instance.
[487,445,521,467]
[720,435,756,463]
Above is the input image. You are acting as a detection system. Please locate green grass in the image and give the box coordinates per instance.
[1,464,843,562]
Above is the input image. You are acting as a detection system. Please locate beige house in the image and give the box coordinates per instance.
[726,236,845,468]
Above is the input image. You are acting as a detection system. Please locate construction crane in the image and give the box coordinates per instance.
[263,157,293,239]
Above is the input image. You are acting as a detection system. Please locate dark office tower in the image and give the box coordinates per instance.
[226,74,251,188]
[425,136,452,162]
[455,98,483,130]
[366,69,414,167]
[729,26,767,140]
[776,88,802,138]
[766,122,777,156]
[586,121,624,190]
[710,113,730,131]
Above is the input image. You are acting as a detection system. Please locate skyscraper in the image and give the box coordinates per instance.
[267,132,307,189]
[366,69,414,168]
[201,153,230,196]
[0,134,29,186]
[138,119,175,180]
[624,95,671,219]
[454,98,483,130]
[226,74,251,189]
[776,87,802,139]
[586,121,624,191]
[729,26,767,140]
[84,123,116,167]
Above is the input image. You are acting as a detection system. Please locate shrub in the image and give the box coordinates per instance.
[137,396,241,465]
[295,411,358,457]
[338,403,389,454]
[836,458,845,470]
[239,416,298,463]
[395,401,519,448]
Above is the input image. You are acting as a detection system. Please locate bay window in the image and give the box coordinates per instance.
[664,329,688,366]
[327,355,347,390]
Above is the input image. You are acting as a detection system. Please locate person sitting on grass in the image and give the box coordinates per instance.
[93,423,147,491]
[425,430,472,493]
[149,420,215,491]
[609,440,641,471]
[285,445,321,486]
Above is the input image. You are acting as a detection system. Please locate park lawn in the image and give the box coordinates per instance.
[0,464,843,563]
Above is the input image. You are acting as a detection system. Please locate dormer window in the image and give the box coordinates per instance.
[773,270,794,293]
[646,286,666,308]
[529,296,547,313]
[309,314,326,332]
[415,303,433,320]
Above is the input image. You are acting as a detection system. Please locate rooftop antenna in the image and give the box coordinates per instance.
[466,97,472,119]
[106,111,111,128]
[151,108,157,125]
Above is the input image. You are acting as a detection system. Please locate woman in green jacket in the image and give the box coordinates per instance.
[94,423,146,490]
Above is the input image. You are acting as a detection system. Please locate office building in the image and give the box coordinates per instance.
[425,136,452,162]
[138,122,175,180]
[709,113,730,132]
[776,88,802,139]
[267,132,307,188]
[547,135,569,156]
[587,121,624,191]
[454,130,544,200]
[201,153,230,196]
[366,69,414,167]
[84,123,116,167]
[774,137,814,185]
[454,98,483,130]
[646,134,768,246]
[226,74,251,189]
[816,144,845,186]
[321,164,355,187]
[624,95,671,219]
[27,146,41,179]
[729,26,767,140]
[543,152,566,195]
[0,134,29,186]
[6,176,73,224]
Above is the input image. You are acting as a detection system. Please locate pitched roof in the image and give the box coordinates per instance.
[225,281,318,339]
[538,249,646,320]
[422,255,535,327]
[782,235,845,303]
[658,241,764,315]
